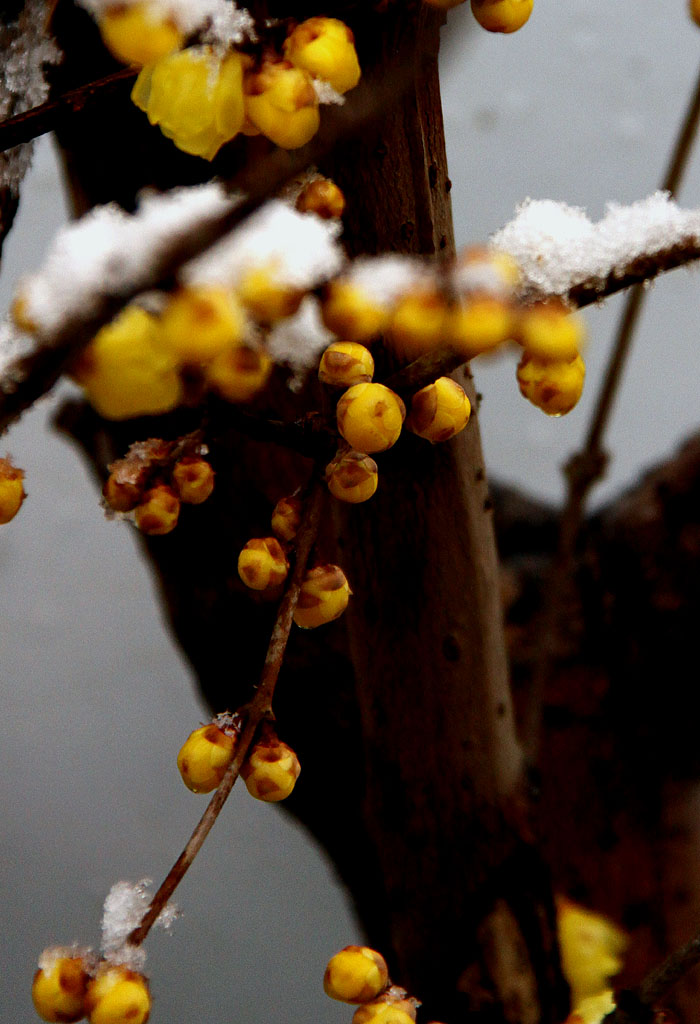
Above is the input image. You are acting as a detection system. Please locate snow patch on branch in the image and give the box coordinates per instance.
[183,199,344,291]
[492,192,700,297]
[78,0,255,47]
[266,295,334,385]
[101,880,178,971]
[19,184,238,336]
[344,256,432,309]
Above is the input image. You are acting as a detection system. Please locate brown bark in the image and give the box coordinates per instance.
[50,2,566,1021]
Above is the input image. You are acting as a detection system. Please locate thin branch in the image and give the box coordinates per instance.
[521,61,700,762]
[0,67,137,153]
[127,476,325,946]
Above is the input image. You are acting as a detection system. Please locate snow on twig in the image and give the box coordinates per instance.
[77,0,256,49]
[492,191,700,300]
[101,880,178,971]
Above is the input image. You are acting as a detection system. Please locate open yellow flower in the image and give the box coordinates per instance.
[132,46,245,160]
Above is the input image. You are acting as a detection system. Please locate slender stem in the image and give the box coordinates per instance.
[0,68,137,153]
[126,478,325,947]
[521,61,700,761]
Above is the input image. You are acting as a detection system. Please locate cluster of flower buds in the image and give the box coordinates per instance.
[177,717,301,802]
[515,299,586,416]
[0,456,26,525]
[102,439,215,536]
[323,946,424,1024]
[96,8,361,159]
[68,299,271,422]
[32,950,150,1024]
[423,0,533,34]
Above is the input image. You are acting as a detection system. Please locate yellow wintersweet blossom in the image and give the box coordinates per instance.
[99,4,183,67]
[566,990,616,1024]
[557,898,627,1008]
[132,46,245,160]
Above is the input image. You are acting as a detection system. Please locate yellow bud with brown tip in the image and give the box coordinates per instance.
[238,537,289,591]
[241,736,301,802]
[387,289,447,360]
[296,178,346,220]
[691,0,700,26]
[293,564,351,629]
[283,17,361,95]
[322,280,390,343]
[471,0,533,33]
[517,352,585,416]
[99,4,183,67]
[0,457,25,524]
[103,474,142,513]
[327,450,378,503]
[159,286,244,364]
[336,383,406,454]
[32,953,89,1023]
[447,295,515,359]
[324,946,389,1004]
[238,267,305,324]
[206,346,272,402]
[353,999,417,1024]
[517,300,585,363]
[408,377,471,443]
[85,966,151,1024]
[244,60,320,150]
[319,342,374,387]
[134,484,180,535]
[271,494,303,541]
[172,457,215,505]
[177,722,237,793]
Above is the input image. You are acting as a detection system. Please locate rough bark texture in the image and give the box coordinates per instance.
[49,2,569,1021]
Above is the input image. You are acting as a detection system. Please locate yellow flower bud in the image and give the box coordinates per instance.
[271,494,303,542]
[336,383,406,454]
[408,377,471,443]
[517,300,585,363]
[447,295,515,359]
[293,564,351,629]
[244,60,320,150]
[455,245,521,295]
[241,736,301,802]
[567,992,616,1024]
[517,352,585,416]
[283,17,361,95]
[322,280,390,343]
[99,4,183,67]
[318,342,374,387]
[177,722,237,793]
[471,0,533,33]
[159,286,244,364]
[691,0,700,27]
[0,457,25,524]
[71,305,182,421]
[353,1000,417,1024]
[237,266,304,324]
[132,47,245,161]
[85,966,151,1024]
[323,946,389,1004]
[206,346,272,402]
[238,536,289,590]
[134,484,180,535]
[326,450,378,503]
[172,456,215,504]
[557,898,627,1008]
[386,289,447,360]
[296,177,346,220]
[103,473,142,513]
[32,953,89,1023]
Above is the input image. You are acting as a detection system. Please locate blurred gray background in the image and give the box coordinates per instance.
[2,3,700,1021]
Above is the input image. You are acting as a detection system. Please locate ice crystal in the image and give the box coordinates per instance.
[101,879,178,971]
[312,79,345,106]
[266,295,334,382]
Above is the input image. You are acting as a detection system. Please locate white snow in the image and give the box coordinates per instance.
[78,0,255,48]
[101,879,178,971]
[0,320,36,392]
[183,199,344,291]
[17,184,238,336]
[312,79,345,106]
[266,295,334,383]
[38,945,95,973]
[343,256,433,309]
[492,191,700,297]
